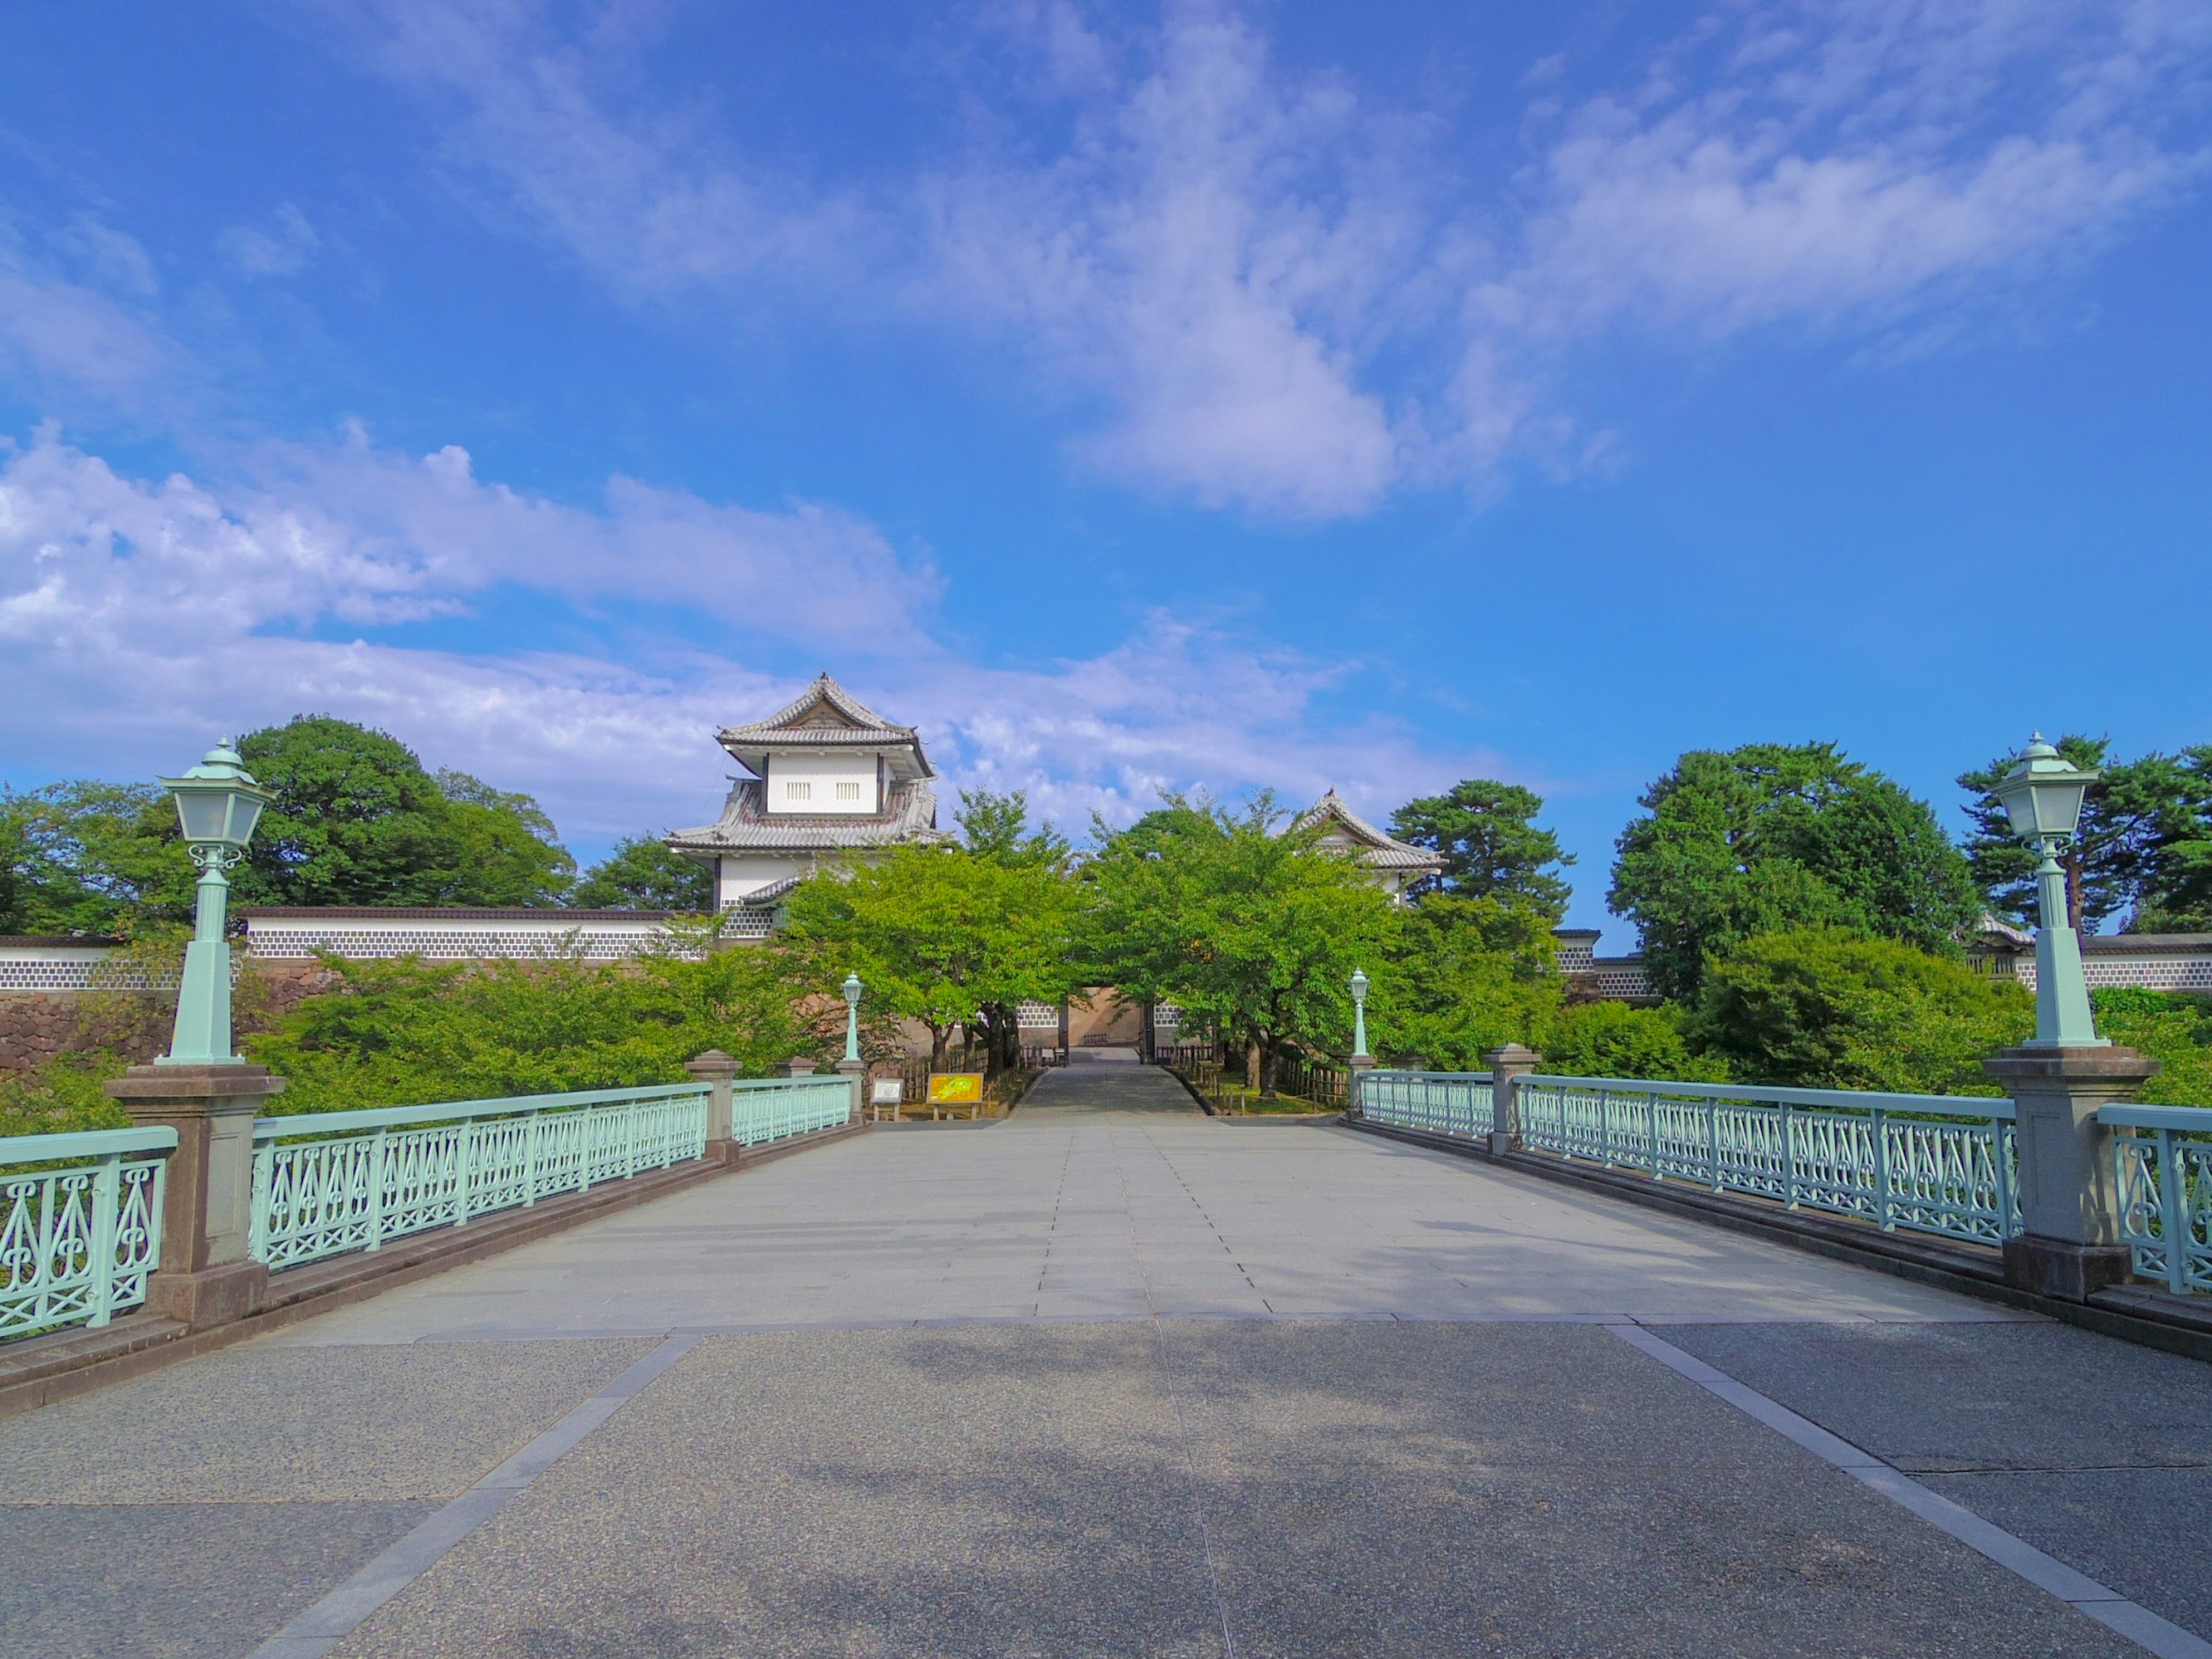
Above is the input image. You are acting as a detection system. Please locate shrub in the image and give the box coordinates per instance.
[1689,929,2032,1096]
[2093,988,2212,1108]
[1539,1000,1729,1083]
[244,944,867,1114]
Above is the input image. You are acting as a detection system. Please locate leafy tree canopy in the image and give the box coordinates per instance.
[1957,736,2207,934]
[1687,929,2030,1095]
[1609,742,1980,1001]
[1389,779,1574,920]
[781,846,1084,1070]
[233,718,574,907]
[1540,1001,1726,1084]
[956,788,1072,872]
[1383,894,1560,1070]
[1086,793,1403,1092]
[0,781,192,935]
[571,835,715,911]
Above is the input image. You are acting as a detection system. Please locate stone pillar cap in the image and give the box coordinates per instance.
[1984,1045,2160,1084]
[685,1050,739,1075]
[1483,1043,1543,1064]
[104,1064,288,1102]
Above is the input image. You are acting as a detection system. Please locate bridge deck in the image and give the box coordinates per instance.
[5,1059,2210,1657]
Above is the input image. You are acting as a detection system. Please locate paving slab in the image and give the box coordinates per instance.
[1661,1319,2212,1644]
[330,1321,2136,1658]
[262,1099,2020,1346]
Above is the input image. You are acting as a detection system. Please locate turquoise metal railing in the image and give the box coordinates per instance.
[1514,1075,2020,1246]
[731,1075,855,1146]
[2104,1104,2212,1294]
[1357,1070,1494,1139]
[249,1082,711,1271]
[0,1126,176,1339]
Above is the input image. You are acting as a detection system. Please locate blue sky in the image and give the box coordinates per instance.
[2,2,2207,940]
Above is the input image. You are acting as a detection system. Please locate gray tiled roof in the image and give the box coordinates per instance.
[716,673,919,749]
[1294,789,1446,872]
[667,775,954,854]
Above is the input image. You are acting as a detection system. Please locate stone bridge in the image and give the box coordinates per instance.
[6,1055,2211,1658]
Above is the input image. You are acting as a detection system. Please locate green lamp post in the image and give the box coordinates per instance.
[157,741,271,1066]
[1990,734,2107,1050]
[842,971,863,1065]
[1350,968,1370,1060]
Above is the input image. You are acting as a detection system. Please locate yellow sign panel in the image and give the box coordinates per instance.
[927,1073,984,1105]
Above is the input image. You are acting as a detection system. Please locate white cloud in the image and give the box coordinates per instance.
[0,226,179,405]
[0,431,1484,845]
[218,204,323,278]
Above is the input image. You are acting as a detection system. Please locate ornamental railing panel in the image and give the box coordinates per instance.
[249,1082,711,1272]
[2104,1105,2212,1295]
[0,1126,176,1340]
[730,1077,854,1146]
[1356,1071,1495,1141]
[1516,1076,2019,1247]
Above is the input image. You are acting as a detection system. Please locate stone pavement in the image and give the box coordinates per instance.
[3,1056,2210,1656]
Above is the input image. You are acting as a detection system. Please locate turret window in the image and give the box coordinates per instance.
[836,781,862,801]
[785,781,812,801]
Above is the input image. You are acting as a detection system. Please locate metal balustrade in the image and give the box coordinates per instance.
[249,1082,713,1271]
[730,1076,856,1145]
[1516,1075,2020,1246]
[1357,1071,1495,1139]
[0,1126,175,1338]
[2105,1105,2212,1294]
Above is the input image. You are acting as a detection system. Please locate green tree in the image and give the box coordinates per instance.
[2091,988,2212,1108]
[2130,746,2212,933]
[1087,794,1403,1093]
[1687,929,2031,1094]
[1957,737,2198,933]
[233,717,573,907]
[1384,894,1561,1070]
[0,781,194,935]
[956,788,1073,872]
[1611,743,1980,1001]
[571,835,716,910]
[781,846,1082,1072]
[1389,779,1574,919]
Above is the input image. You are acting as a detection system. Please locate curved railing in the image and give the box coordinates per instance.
[1357,1071,1494,1140]
[249,1082,711,1271]
[0,1126,177,1338]
[2104,1104,2212,1294]
[1514,1075,2020,1246]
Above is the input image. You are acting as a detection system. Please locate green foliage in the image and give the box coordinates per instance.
[2092,988,2212,1109]
[781,845,1082,1070]
[956,789,1072,872]
[1611,743,1980,1001]
[1957,737,2205,933]
[0,1052,132,1138]
[0,781,194,934]
[1687,929,2031,1096]
[1384,895,1560,1070]
[234,717,573,907]
[1087,794,1403,1090]
[1540,1001,1728,1083]
[571,835,715,910]
[1389,779,1574,919]
[244,946,840,1112]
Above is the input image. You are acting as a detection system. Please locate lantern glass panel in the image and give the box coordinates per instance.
[175,789,231,844]
[2031,780,2088,840]
[230,791,266,846]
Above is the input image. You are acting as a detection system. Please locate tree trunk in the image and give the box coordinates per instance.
[930,1024,950,1070]
[1259,1038,1279,1099]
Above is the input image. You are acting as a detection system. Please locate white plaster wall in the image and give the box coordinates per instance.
[718,854,805,904]
[764,751,880,814]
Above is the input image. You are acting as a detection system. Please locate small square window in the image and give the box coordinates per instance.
[836,781,862,801]
[786,781,812,800]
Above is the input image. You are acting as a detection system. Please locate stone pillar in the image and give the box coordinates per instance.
[103,1063,286,1330]
[1346,1054,1375,1118]
[786,1057,818,1077]
[1483,1044,1541,1157]
[1984,1044,2160,1300]
[835,1055,866,1124]
[685,1049,738,1165]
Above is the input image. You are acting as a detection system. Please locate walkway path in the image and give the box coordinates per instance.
[5,1059,2211,1657]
